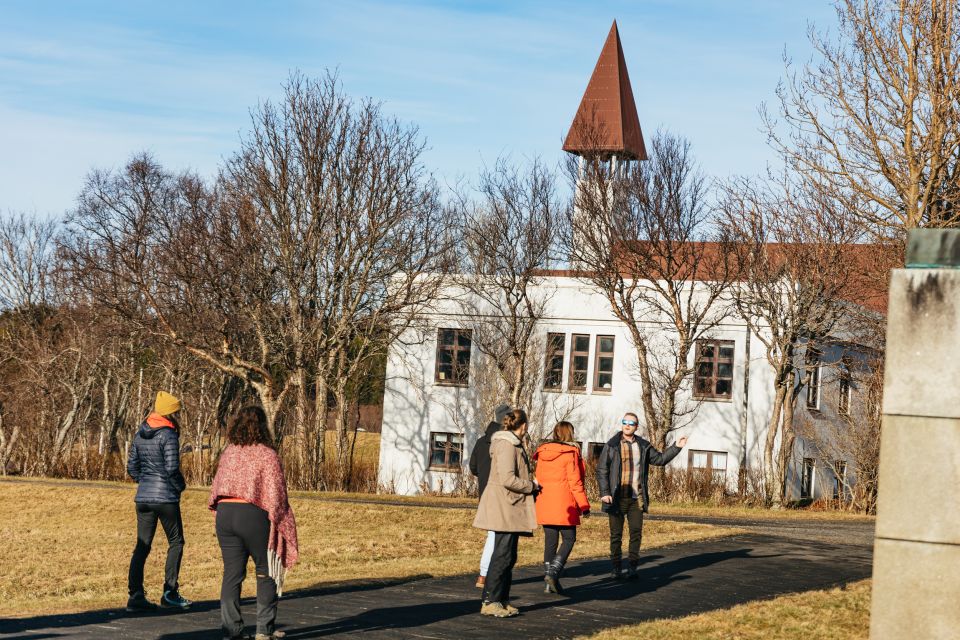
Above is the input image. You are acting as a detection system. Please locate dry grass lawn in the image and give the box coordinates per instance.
[652,501,876,522]
[578,579,871,640]
[0,479,740,617]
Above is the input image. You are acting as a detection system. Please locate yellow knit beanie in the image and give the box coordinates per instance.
[155,391,182,417]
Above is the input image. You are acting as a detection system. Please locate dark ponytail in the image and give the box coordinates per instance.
[501,408,528,432]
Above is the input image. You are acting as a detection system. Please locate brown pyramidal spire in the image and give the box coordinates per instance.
[563,20,647,160]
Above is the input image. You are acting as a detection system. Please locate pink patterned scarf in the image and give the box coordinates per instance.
[208,443,299,594]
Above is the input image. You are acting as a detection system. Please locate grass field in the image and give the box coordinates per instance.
[578,579,871,640]
[0,478,742,617]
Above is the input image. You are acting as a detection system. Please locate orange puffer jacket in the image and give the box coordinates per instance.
[533,441,591,526]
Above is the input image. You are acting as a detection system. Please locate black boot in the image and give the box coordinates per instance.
[544,557,565,595]
[627,560,640,580]
[611,559,625,580]
[126,591,158,612]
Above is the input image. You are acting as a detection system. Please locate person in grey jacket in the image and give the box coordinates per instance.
[126,391,191,612]
[596,412,687,580]
[468,403,511,589]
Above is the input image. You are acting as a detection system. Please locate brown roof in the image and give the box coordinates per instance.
[562,20,647,160]
[533,242,895,314]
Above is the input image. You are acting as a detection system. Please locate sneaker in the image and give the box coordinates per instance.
[125,591,158,612]
[160,590,192,610]
[480,601,512,618]
[475,575,485,588]
[502,602,519,616]
[254,632,285,640]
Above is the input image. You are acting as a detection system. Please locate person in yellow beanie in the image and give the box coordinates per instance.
[125,391,192,612]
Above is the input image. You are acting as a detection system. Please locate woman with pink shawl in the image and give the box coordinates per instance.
[209,406,298,640]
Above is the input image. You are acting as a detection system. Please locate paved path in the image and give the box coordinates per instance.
[1,532,873,640]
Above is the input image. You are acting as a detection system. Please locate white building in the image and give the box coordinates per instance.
[377,22,873,501]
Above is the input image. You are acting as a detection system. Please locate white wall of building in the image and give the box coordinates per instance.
[378,276,859,498]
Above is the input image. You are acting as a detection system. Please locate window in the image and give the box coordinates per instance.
[694,340,735,400]
[838,371,852,416]
[688,450,728,481]
[435,329,471,386]
[833,461,847,500]
[429,432,463,470]
[593,335,615,392]
[569,334,590,391]
[544,333,566,391]
[806,349,822,410]
[586,442,606,461]
[800,458,815,499]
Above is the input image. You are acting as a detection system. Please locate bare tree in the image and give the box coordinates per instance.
[719,173,871,505]
[222,71,453,488]
[454,158,561,408]
[768,0,960,234]
[567,130,734,452]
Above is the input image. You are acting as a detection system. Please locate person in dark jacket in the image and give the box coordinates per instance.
[126,391,191,612]
[468,403,511,589]
[596,412,687,580]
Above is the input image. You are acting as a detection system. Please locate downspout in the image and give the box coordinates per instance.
[738,323,751,494]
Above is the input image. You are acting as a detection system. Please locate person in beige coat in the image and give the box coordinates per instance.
[472,409,538,618]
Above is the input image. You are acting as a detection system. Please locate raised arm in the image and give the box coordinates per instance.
[648,436,687,466]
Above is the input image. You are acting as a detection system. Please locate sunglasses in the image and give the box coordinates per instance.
[621,420,638,426]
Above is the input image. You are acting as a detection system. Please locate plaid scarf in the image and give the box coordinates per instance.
[620,438,641,499]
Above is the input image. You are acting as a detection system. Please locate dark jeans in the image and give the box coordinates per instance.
[543,525,577,565]
[481,532,519,604]
[608,496,644,563]
[216,502,278,638]
[128,502,184,596]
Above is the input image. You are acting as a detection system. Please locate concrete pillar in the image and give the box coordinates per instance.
[870,229,960,640]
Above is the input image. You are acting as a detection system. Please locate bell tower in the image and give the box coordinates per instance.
[564,21,647,268]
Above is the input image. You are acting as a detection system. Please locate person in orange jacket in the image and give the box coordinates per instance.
[532,421,590,595]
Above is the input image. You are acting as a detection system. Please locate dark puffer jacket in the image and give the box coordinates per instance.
[468,421,502,497]
[596,433,681,514]
[127,416,186,503]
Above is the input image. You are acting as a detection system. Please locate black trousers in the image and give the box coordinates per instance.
[128,502,184,596]
[608,496,644,563]
[543,525,577,565]
[216,502,278,637]
[481,532,519,604]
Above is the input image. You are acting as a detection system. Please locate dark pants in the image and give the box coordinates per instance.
[481,532,519,604]
[128,502,184,596]
[543,525,577,565]
[216,502,278,638]
[608,496,644,563]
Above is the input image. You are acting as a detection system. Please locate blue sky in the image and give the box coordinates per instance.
[0,1,837,215]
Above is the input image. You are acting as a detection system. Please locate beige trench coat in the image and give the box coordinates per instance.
[472,430,537,534]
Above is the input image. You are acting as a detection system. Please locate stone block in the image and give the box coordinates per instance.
[875,414,960,545]
[870,537,960,640]
[883,269,960,420]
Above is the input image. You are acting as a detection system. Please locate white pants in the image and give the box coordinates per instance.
[479,530,496,576]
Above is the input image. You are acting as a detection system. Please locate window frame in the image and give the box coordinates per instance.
[687,449,728,482]
[806,349,822,411]
[693,340,735,402]
[800,457,815,499]
[592,335,615,393]
[428,431,464,471]
[838,370,852,416]
[434,328,472,387]
[543,332,567,392]
[568,333,591,392]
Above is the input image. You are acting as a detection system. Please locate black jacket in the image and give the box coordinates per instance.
[595,432,681,514]
[127,419,186,503]
[468,421,502,498]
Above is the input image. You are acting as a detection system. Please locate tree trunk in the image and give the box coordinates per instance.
[764,383,787,507]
